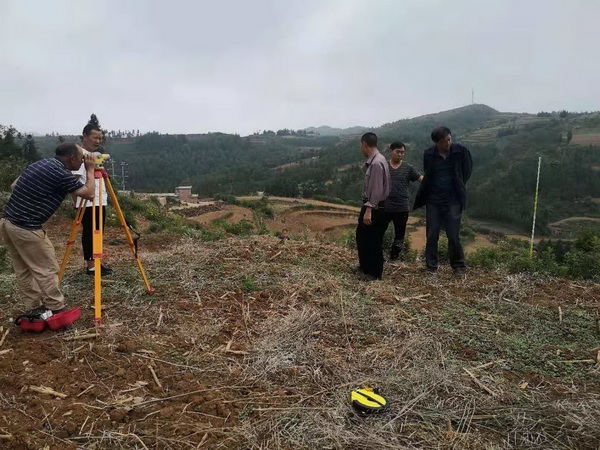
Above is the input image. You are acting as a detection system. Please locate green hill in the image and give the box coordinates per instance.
[31,105,600,234]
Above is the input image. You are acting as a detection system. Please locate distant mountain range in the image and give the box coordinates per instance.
[303,125,368,136]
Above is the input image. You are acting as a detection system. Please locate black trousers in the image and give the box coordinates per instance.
[425,203,465,270]
[81,206,106,261]
[382,211,410,259]
[356,206,387,279]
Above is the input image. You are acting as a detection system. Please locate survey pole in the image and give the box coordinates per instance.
[529,157,542,257]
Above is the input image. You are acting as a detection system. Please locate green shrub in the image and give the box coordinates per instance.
[0,157,26,191]
[564,250,600,281]
[198,228,225,241]
[115,193,147,214]
[0,246,12,274]
[214,193,239,205]
[241,276,258,292]
[0,192,11,211]
[143,204,164,221]
[165,196,180,205]
[397,236,418,262]
[238,197,274,219]
[337,230,356,250]
[574,229,600,253]
[460,222,477,243]
[468,232,600,281]
[221,219,255,236]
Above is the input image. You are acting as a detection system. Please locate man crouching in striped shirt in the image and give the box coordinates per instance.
[0,143,96,317]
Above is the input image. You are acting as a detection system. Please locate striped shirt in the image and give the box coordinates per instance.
[3,158,83,229]
[384,162,422,213]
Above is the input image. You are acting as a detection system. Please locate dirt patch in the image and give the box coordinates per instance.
[550,216,600,227]
[271,209,357,238]
[190,205,254,225]
[238,196,360,213]
[171,203,223,217]
[572,132,600,145]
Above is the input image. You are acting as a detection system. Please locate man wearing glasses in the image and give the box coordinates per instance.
[414,127,473,276]
[383,142,423,260]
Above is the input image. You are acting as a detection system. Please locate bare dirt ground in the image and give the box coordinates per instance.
[190,205,254,225]
[237,196,360,213]
[0,212,599,449]
[572,133,600,146]
[179,198,497,251]
[550,217,600,227]
[272,210,357,238]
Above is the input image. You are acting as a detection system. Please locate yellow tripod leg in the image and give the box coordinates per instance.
[93,175,104,323]
[104,176,154,293]
[59,202,87,282]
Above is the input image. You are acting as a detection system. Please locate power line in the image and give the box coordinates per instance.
[120,162,129,191]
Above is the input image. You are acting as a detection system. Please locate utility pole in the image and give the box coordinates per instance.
[120,162,129,192]
[471,88,474,105]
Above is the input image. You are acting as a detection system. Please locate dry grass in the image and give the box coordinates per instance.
[0,230,599,449]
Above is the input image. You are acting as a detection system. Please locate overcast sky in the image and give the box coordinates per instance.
[1,0,598,136]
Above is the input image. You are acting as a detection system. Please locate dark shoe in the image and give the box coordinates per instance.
[86,265,113,276]
[21,306,52,320]
[453,268,466,277]
[390,244,403,261]
[51,307,69,314]
[23,306,47,316]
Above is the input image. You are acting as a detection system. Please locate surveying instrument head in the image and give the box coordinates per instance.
[93,152,111,169]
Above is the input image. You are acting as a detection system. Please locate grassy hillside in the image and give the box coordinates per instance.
[0,207,599,449]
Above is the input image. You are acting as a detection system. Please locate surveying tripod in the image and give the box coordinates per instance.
[58,165,154,324]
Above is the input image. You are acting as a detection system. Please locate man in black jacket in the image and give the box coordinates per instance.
[413,127,473,275]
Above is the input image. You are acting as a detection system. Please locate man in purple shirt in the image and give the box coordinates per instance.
[356,132,391,280]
